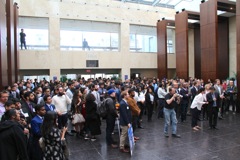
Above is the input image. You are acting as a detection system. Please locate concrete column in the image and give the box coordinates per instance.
[120,21,130,80]
[50,68,61,81]
[49,17,60,50]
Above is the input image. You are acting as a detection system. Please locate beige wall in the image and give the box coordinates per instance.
[229,16,236,78]
[15,0,175,80]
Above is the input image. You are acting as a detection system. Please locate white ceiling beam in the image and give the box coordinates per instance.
[152,0,160,6]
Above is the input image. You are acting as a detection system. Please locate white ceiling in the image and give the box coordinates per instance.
[117,0,236,13]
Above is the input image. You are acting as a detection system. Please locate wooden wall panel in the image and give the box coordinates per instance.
[14,3,19,82]
[157,20,167,80]
[200,0,218,82]
[6,0,16,85]
[0,0,7,90]
[194,28,201,79]
[218,18,229,81]
[237,0,240,99]
[175,11,188,80]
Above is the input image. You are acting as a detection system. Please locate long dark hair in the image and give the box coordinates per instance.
[72,89,80,106]
[41,111,57,137]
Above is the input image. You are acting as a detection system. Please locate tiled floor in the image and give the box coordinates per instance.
[67,111,240,160]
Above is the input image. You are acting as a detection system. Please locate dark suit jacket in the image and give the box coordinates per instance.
[44,104,56,112]
[191,87,198,100]
[119,99,132,126]
[206,92,220,111]
[180,88,190,104]
[21,101,36,124]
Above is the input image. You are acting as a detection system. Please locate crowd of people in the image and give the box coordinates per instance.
[0,76,238,159]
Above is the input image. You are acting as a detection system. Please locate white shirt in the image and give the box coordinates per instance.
[158,87,167,99]
[92,90,101,105]
[52,94,71,114]
[190,93,206,110]
[149,94,154,102]
[137,91,145,102]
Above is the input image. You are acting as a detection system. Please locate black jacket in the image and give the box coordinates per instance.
[206,92,220,110]
[0,120,29,160]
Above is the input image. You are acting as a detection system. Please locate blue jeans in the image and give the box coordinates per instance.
[164,108,178,134]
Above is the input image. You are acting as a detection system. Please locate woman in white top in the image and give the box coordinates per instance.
[190,87,208,131]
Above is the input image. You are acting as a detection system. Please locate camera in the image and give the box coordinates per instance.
[176,94,183,98]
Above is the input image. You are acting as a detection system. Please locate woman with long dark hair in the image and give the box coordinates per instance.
[145,87,154,121]
[41,111,67,160]
[71,89,84,137]
[85,93,101,141]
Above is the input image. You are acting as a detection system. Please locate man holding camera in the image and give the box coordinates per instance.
[164,87,181,138]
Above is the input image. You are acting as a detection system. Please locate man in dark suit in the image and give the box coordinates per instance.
[29,104,46,160]
[180,82,191,122]
[119,91,132,153]
[21,91,36,124]
[191,81,200,102]
[206,87,220,130]
[43,95,56,112]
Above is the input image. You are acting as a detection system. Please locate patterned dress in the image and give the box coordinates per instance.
[43,128,65,160]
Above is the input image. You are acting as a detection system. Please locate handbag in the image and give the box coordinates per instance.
[72,113,85,124]
[39,137,45,151]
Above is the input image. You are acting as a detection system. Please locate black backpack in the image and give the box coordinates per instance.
[98,98,110,118]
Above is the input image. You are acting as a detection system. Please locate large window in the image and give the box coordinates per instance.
[130,25,157,53]
[60,19,119,51]
[19,17,49,50]
[167,28,174,54]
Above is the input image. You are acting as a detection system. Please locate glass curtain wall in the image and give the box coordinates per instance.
[130,25,157,53]
[60,19,120,51]
[19,17,49,50]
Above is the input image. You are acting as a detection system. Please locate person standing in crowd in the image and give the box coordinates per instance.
[0,100,16,122]
[190,88,208,131]
[0,109,29,160]
[157,83,167,119]
[0,91,9,121]
[226,80,237,114]
[91,84,101,106]
[44,95,56,112]
[180,82,191,123]
[71,89,84,137]
[29,104,46,160]
[136,86,145,128]
[38,87,51,105]
[214,79,225,119]
[145,87,154,122]
[20,28,27,50]
[85,93,101,141]
[191,81,200,102]
[41,111,67,160]
[173,82,181,120]
[127,89,140,141]
[207,87,220,130]
[21,91,36,124]
[66,82,75,136]
[119,91,131,153]
[202,84,211,120]
[164,87,181,138]
[52,86,71,129]
[98,82,107,101]
[105,89,118,148]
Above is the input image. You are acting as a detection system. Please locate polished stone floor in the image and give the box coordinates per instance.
[67,111,240,160]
